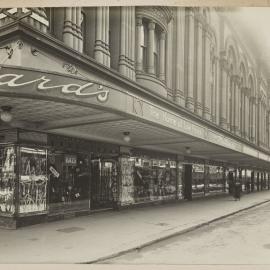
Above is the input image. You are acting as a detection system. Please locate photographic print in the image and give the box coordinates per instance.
[0,1,270,270]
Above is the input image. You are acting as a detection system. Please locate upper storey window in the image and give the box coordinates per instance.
[140,19,161,77]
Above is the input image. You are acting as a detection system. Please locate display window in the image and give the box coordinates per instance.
[19,147,48,214]
[48,151,91,213]
[207,166,225,194]
[0,145,16,215]
[132,156,177,202]
[90,158,118,210]
[192,164,205,196]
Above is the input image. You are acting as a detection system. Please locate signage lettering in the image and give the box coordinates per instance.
[0,73,109,102]
[49,166,60,178]
[65,155,77,165]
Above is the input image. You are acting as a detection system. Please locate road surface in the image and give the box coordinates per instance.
[102,202,270,265]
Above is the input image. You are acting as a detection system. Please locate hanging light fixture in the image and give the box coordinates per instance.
[123,131,131,143]
[0,106,13,123]
[185,146,191,155]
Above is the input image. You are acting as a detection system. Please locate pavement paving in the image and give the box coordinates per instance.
[0,191,270,264]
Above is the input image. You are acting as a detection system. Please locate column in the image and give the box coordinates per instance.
[234,76,240,136]
[175,7,185,107]
[227,73,233,131]
[215,57,220,125]
[203,27,211,120]
[147,20,155,74]
[219,56,228,129]
[76,7,83,53]
[135,16,143,72]
[245,90,250,139]
[94,7,110,67]
[125,7,129,77]
[268,110,270,147]
[251,171,254,192]
[130,7,136,80]
[195,16,203,116]
[183,164,192,200]
[252,98,257,143]
[119,7,127,75]
[94,7,103,64]
[105,7,110,67]
[63,7,73,48]
[72,7,77,50]
[185,8,195,112]
[159,31,166,81]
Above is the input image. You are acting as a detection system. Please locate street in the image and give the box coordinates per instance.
[102,202,270,265]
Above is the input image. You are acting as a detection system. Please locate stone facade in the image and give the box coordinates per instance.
[0,6,269,153]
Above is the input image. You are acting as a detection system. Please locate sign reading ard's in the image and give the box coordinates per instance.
[0,67,109,102]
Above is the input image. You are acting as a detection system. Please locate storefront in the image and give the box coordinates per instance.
[0,128,121,228]
[117,149,181,206]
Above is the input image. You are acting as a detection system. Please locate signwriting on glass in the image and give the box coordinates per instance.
[0,73,109,102]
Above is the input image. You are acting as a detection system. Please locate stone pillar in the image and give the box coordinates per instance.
[94,7,110,67]
[71,7,78,50]
[105,6,110,67]
[185,8,195,112]
[240,89,244,137]
[125,7,130,77]
[258,99,262,145]
[95,7,103,63]
[136,16,143,72]
[195,16,203,117]
[76,7,83,53]
[245,93,249,140]
[130,7,136,80]
[159,31,166,81]
[252,98,257,143]
[175,7,185,107]
[166,20,173,89]
[268,110,270,147]
[183,164,192,200]
[63,7,73,48]
[219,56,228,129]
[251,171,254,192]
[215,56,220,125]
[203,27,212,121]
[119,7,127,75]
[233,76,241,136]
[147,20,155,74]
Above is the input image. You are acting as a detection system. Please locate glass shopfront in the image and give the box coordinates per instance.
[207,166,225,194]
[192,163,226,197]
[48,151,91,213]
[192,164,205,196]
[0,145,16,215]
[132,157,177,202]
[19,147,48,214]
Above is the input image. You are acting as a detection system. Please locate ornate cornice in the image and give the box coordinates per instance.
[136,6,173,33]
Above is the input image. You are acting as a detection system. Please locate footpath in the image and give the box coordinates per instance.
[0,191,270,264]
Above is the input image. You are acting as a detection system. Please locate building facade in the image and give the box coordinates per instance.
[0,7,269,228]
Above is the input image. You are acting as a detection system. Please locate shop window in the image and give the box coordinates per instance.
[19,147,48,214]
[192,164,205,196]
[132,156,177,202]
[48,151,91,212]
[0,146,16,215]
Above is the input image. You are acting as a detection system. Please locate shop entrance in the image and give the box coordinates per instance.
[90,158,118,210]
[48,152,91,214]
